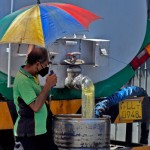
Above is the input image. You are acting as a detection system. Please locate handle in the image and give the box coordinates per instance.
[49,70,54,75]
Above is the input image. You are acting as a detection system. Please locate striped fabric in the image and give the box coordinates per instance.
[0,3,100,47]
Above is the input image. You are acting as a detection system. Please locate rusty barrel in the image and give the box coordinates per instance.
[53,114,111,150]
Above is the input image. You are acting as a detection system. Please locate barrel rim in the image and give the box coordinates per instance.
[53,114,111,120]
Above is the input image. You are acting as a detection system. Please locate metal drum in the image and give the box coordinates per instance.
[53,114,111,150]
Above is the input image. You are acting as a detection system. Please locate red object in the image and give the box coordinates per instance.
[130,49,149,70]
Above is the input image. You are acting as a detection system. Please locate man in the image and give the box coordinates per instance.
[13,46,58,150]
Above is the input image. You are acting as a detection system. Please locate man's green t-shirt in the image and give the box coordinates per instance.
[13,66,48,136]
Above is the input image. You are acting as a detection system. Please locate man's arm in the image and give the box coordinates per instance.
[29,74,57,112]
[95,86,147,118]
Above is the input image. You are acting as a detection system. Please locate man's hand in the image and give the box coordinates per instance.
[46,74,57,89]
[95,100,110,118]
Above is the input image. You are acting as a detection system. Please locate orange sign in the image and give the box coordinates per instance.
[119,100,142,121]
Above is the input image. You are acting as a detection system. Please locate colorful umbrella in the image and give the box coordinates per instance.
[0,2,100,47]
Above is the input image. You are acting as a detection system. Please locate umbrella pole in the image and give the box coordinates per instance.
[7,0,14,88]
[7,44,12,88]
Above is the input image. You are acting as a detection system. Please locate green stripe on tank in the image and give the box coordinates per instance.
[0,6,33,40]
[94,65,135,97]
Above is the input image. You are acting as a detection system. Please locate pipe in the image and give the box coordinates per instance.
[138,67,142,87]
[11,0,14,13]
[144,62,148,91]
[138,66,142,142]
[7,0,14,87]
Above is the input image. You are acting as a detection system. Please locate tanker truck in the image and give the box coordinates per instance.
[0,0,150,149]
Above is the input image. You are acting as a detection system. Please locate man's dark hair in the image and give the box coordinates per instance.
[27,47,48,65]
